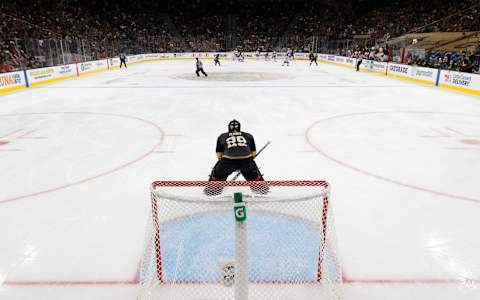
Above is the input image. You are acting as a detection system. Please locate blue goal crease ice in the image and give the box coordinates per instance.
[140,210,341,283]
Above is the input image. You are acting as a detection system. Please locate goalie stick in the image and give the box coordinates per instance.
[230,141,271,181]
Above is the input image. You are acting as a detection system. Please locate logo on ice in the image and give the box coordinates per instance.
[218,260,236,287]
[233,192,247,222]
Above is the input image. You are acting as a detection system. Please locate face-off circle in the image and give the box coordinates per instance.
[306,111,480,203]
[0,112,164,203]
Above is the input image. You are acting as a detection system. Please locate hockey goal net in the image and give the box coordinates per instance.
[139,180,342,300]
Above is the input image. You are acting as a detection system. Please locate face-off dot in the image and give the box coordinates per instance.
[0,140,9,146]
[460,139,480,145]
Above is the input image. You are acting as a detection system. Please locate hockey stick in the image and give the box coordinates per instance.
[230,141,271,181]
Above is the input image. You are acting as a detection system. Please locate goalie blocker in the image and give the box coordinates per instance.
[205,120,268,196]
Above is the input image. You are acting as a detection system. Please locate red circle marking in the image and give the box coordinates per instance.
[0,140,9,146]
[0,112,165,204]
[460,139,480,145]
[305,111,480,204]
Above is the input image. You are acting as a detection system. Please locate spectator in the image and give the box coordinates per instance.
[0,0,478,73]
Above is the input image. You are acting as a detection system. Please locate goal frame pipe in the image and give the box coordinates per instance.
[149,180,331,285]
[150,191,164,283]
[152,180,329,188]
[234,192,248,300]
[318,194,329,282]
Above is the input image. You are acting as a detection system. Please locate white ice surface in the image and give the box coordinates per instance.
[0,59,479,299]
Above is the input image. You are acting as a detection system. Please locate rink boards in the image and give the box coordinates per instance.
[1,52,479,96]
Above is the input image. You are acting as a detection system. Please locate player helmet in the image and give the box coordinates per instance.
[228,119,241,132]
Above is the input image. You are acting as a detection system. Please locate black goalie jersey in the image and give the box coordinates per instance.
[216,131,256,159]
[205,120,267,195]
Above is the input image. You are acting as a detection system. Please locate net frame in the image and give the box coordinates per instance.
[143,180,341,299]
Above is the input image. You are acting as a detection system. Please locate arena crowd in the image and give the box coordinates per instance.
[1,0,479,73]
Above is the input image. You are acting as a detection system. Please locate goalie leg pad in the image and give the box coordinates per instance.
[246,174,269,195]
[204,160,233,196]
[239,159,269,194]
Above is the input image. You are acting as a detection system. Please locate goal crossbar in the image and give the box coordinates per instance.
[151,180,329,204]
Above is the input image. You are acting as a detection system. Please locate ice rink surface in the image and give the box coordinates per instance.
[0,59,479,299]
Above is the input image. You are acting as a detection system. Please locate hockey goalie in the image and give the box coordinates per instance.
[204,119,269,196]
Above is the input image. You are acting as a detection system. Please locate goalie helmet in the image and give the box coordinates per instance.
[228,119,241,132]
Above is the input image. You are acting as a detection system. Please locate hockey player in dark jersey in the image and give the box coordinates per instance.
[309,52,318,66]
[204,120,268,196]
[214,53,221,66]
[119,52,127,68]
[355,51,364,71]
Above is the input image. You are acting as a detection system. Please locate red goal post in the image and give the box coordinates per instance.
[140,180,342,300]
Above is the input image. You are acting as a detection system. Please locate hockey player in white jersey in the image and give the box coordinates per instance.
[239,51,245,62]
[282,54,290,66]
[195,58,208,77]
[234,50,244,62]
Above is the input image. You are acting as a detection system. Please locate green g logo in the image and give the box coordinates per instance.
[234,206,246,221]
[233,192,246,222]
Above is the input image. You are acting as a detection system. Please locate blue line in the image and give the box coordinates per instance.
[435,68,441,86]
[23,70,29,88]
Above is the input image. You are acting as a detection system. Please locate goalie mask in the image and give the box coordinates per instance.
[228,119,241,132]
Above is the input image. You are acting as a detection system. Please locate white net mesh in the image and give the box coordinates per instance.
[139,181,342,300]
